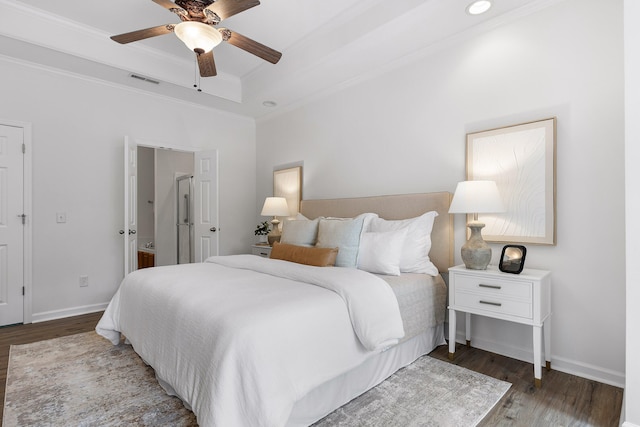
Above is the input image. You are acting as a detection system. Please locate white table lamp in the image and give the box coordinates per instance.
[261,197,290,245]
[449,180,504,270]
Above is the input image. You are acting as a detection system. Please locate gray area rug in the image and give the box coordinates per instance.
[3,332,510,426]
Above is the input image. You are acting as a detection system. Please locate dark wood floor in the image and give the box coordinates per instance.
[1,313,624,426]
[430,344,623,426]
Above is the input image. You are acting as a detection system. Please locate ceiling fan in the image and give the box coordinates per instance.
[111,0,282,77]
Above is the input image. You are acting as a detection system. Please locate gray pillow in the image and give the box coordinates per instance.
[316,216,366,268]
[281,218,319,246]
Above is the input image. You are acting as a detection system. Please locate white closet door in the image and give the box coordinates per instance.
[194,150,218,262]
[123,137,138,275]
[0,124,24,325]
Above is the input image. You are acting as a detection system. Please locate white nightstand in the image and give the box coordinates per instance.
[251,244,272,258]
[448,264,551,387]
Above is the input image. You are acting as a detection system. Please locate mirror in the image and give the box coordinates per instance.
[499,245,527,274]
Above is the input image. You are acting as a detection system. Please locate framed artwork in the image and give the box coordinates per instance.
[467,118,556,245]
[273,166,302,218]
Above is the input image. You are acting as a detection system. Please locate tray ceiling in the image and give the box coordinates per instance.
[0,0,556,118]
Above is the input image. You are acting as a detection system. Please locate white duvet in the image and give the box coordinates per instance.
[96,255,405,427]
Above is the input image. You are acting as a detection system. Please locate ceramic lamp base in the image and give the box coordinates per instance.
[461,222,491,270]
[267,218,281,246]
[267,233,281,246]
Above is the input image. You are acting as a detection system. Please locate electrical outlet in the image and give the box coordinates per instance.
[79,275,89,287]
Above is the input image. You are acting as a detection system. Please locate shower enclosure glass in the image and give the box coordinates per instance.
[176,175,194,264]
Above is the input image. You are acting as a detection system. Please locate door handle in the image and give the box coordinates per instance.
[119,229,125,235]
[129,229,137,235]
[210,227,217,232]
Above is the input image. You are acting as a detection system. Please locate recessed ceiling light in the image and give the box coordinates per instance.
[262,101,277,107]
[466,0,492,15]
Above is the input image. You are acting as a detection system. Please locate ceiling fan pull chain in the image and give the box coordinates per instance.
[193,57,202,92]
[193,56,197,89]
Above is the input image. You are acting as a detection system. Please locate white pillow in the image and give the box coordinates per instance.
[368,211,439,276]
[357,212,378,233]
[357,229,407,276]
[316,215,369,268]
[281,218,319,247]
[324,212,378,232]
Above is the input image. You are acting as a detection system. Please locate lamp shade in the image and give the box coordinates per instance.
[174,22,222,53]
[448,181,504,214]
[261,197,290,217]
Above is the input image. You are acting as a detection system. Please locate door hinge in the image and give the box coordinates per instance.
[22,286,25,296]
[18,214,26,225]
[22,143,25,154]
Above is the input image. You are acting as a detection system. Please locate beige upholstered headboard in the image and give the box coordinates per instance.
[300,192,454,273]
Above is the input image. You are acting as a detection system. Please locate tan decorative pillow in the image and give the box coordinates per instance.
[270,241,338,267]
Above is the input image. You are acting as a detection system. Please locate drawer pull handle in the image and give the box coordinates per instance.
[479,284,502,290]
[479,300,502,307]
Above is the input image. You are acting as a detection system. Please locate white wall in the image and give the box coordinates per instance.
[624,0,639,424]
[0,59,257,321]
[257,0,625,386]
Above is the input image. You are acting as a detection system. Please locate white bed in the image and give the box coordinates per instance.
[96,192,453,427]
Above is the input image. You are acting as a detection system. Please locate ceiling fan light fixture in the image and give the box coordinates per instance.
[174,22,222,53]
[466,0,492,15]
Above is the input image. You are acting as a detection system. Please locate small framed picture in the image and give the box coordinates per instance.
[499,245,527,274]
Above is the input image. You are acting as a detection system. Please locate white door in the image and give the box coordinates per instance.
[0,125,24,325]
[194,150,219,262]
[123,137,138,275]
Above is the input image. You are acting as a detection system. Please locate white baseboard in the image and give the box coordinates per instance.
[453,332,625,388]
[622,423,640,427]
[31,303,108,323]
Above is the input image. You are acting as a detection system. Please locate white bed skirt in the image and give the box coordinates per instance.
[286,324,446,426]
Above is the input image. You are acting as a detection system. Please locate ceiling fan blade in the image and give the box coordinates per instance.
[152,0,176,8]
[152,0,188,18]
[111,24,175,44]
[196,49,217,77]
[204,0,260,22]
[221,29,282,64]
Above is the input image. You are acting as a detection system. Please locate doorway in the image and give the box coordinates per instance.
[123,137,219,274]
[137,146,194,268]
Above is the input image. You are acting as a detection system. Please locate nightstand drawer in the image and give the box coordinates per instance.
[251,245,272,258]
[455,291,533,319]
[455,275,533,301]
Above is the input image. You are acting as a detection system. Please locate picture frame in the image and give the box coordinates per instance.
[273,166,302,218]
[467,118,556,245]
[499,245,527,274]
